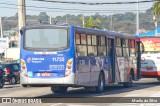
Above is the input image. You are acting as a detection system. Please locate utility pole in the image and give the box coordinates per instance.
[18,0,26,31]
[136,0,139,36]
[18,0,26,47]
[49,16,52,24]
[110,15,112,31]
[65,16,68,24]
[0,17,3,38]
[82,15,85,27]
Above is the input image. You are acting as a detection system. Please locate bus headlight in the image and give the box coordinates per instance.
[21,59,28,76]
[65,59,73,76]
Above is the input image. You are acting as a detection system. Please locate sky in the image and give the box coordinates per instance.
[0,0,155,17]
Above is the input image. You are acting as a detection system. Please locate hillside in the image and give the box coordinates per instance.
[1,8,157,35]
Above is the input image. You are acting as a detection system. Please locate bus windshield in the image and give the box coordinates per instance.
[24,28,68,50]
[141,38,160,53]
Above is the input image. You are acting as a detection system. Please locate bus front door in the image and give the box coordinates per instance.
[108,38,115,83]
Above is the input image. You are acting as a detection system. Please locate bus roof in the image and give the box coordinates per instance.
[21,24,138,39]
[73,26,137,39]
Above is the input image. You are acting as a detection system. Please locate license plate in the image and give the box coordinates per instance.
[146,68,153,71]
[41,73,51,76]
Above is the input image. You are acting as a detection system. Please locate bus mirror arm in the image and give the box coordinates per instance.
[20,30,23,35]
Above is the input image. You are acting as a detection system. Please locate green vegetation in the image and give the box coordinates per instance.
[2,8,158,34]
[153,0,160,22]
[80,16,101,28]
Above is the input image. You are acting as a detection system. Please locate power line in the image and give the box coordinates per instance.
[0,2,149,12]
[0,6,17,10]
[0,6,147,14]
[32,0,154,5]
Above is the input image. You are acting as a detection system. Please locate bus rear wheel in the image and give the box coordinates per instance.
[51,86,68,93]
[0,79,4,88]
[22,84,28,88]
[96,72,105,93]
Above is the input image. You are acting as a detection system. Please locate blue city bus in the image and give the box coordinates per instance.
[20,25,142,93]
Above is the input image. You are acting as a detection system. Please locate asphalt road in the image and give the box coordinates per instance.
[0,78,160,106]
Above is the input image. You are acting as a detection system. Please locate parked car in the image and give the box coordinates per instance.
[0,68,4,88]
[0,63,20,84]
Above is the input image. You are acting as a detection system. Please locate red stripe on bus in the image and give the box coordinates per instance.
[141,71,160,76]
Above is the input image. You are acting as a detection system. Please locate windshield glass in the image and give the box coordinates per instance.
[141,38,160,53]
[0,64,7,69]
[25,28,68,50]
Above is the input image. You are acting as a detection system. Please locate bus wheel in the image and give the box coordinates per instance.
[123,75,133,88]
[96,72,105,93]
[0,79,4,88]
[22,84,28,88]
[51,86,68,93]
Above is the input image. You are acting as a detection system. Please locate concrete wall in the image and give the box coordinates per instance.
[5,48,20,60]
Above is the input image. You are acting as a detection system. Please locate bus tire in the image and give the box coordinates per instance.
[22,84,28,87]
[51,86,68,93]
[123,75,133,88]
[96,72,105,93]
[0,79,4,88]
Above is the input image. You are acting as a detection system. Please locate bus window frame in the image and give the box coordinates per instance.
[75,32,107,57]
[97,35,106,57]
[122,38,129,57]
[116,37,123,57]
[129,39,136,56]
[76,33,87,56]
[23,26,70,51]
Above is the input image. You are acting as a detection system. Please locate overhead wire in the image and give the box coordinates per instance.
[32,0,154,5]
[0,2,150,13]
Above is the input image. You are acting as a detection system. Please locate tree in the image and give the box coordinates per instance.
[152,1,160,34]
[153,1,160,19]
[14,13,18,20]
[39,12,49,24]
[80,16,101,28]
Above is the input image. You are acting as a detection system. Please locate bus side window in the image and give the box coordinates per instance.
[77,45,87,56]
[88,46,97,56]
[92,35,97,45]
[81,34,87,45]
[98,36,106,56]
[116,38,122,56]
[75,33,80,44]
[87,35,92,45]
[130,39,136,56]
[76,33,87,56]
[88,35,97,56]
[122,39,129,57]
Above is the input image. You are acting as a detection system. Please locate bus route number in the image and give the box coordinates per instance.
[52,57,65,62]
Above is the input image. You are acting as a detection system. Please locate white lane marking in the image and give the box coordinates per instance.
[50,104,96,106]
[50,103,65,106]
